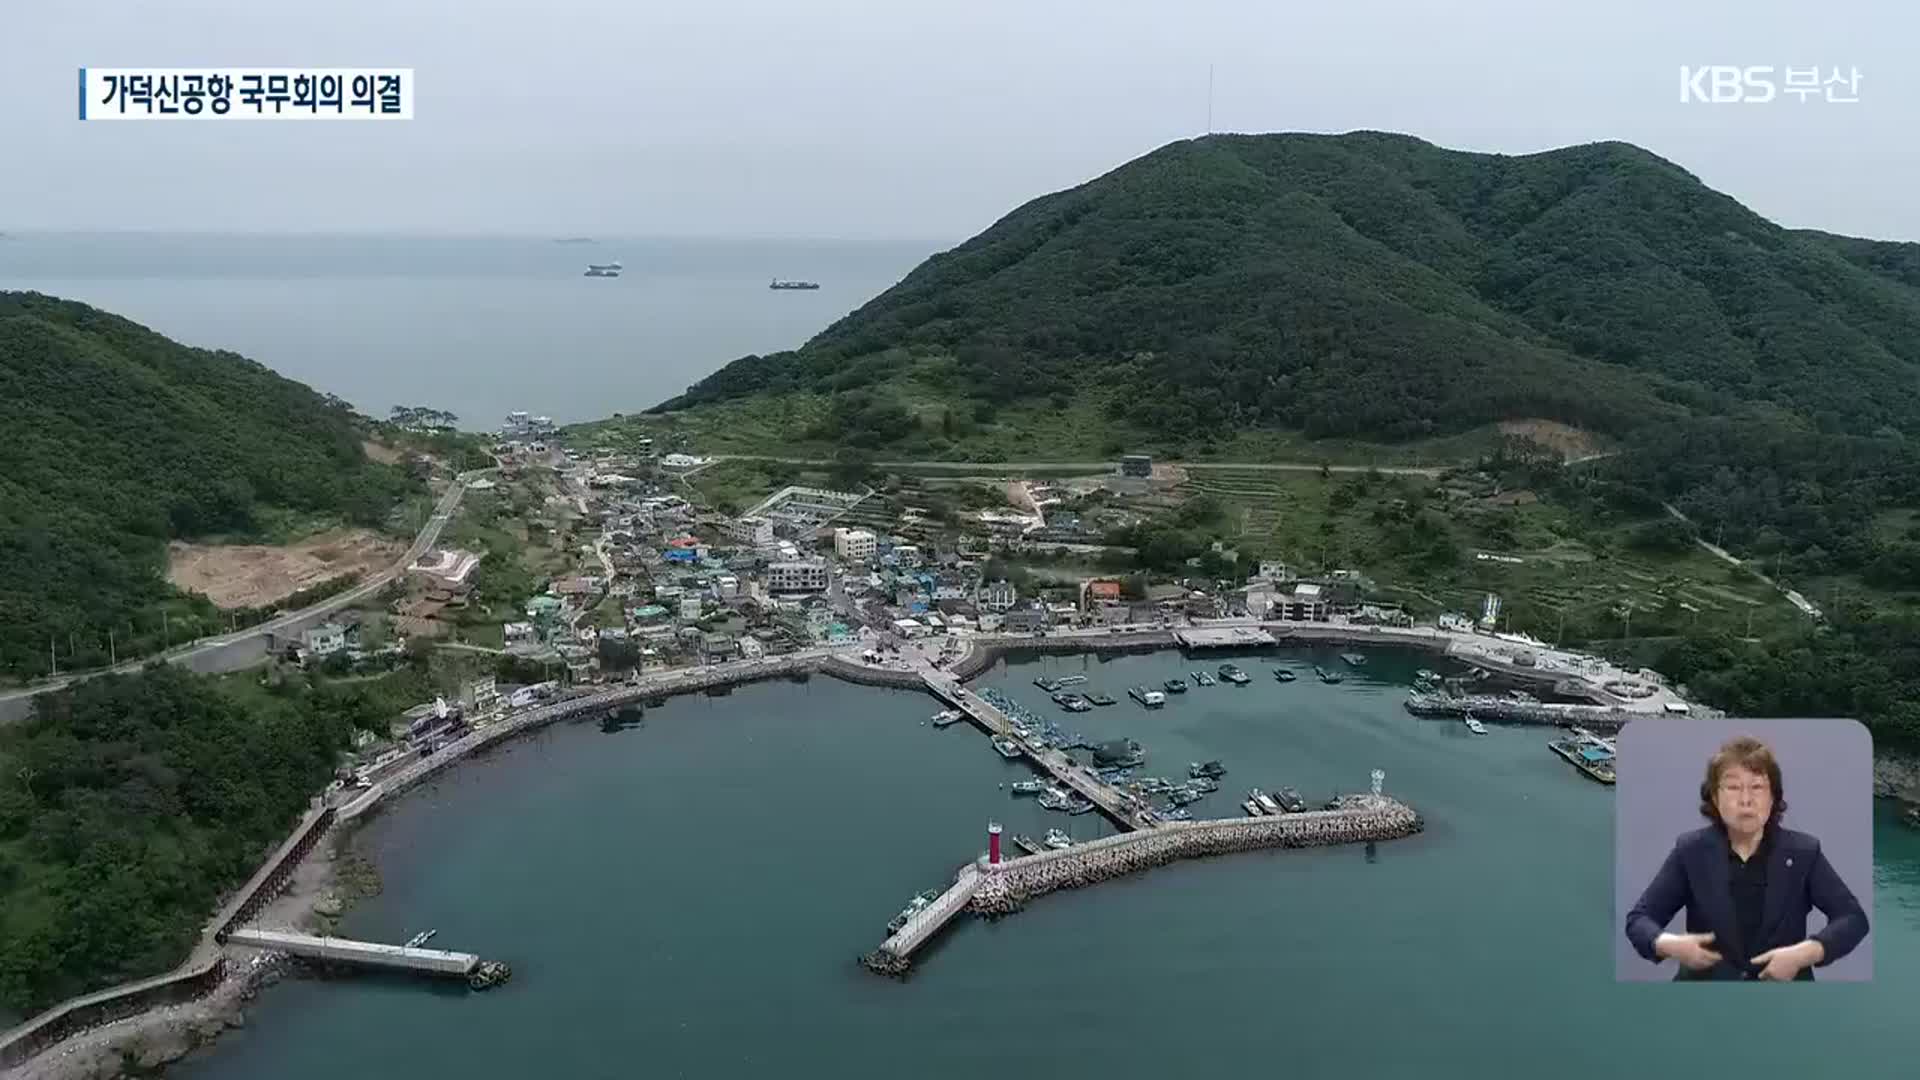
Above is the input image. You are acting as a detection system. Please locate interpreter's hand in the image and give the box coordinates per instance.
[1656,931,1723,971]
[1750,940,1823,981]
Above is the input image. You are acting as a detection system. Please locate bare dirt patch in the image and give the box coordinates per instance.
[167,529,402,609]
[1497,419,1602,461]
[361,439,404,465]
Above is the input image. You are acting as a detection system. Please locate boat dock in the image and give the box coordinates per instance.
[1173,626,1277,649]
[865,866,983,972]
[221,929,508,986]
[1403,693,1631,731]
[920,671,1150,830]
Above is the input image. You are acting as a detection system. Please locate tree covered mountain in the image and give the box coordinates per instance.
[0,292,416,679]
[664,132,1920,446]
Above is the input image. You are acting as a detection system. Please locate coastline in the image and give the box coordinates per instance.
[7,629,1913,1077]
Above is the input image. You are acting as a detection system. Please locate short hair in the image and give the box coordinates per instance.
[1699,735,1786,824]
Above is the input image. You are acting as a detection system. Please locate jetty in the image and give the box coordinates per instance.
[1173,626,1277,649]
[862,793,1421,975]
[920,670,1149,829]
[1402,693,1632,731]
[221,929,510,989]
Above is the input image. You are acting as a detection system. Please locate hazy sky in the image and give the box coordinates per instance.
[3,1,1913,242]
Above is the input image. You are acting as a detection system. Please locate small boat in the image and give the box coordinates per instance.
[1315,666,1344,684]
[1055,674,1088,687]
[1010,779,1048,795]
[1038,786,1073,811]
[1191,670,1217,687]
[1012,833,1043,856]
[1549,738,1617,785]
[1168,787,1204,806]
[1187,776,1220,793]
[1465,715,1488,736]
[1034,676,1062,692]
[1273,668,1297,682]
[1066,798,1096,815]
[1044,828,1074,849]
[404,929,437,948]
[1128,686,1167,708]
[1251,789,1281,815]
[1189,760,1227,779]
[1275,787,1306,813]
[1087,693,1116,706]
[1217,663,1251,685]
[769,278,821,290]
[1243,799,1264,817]
[1415,669,1438,683]
[1160,808,1193,821]
[931,709,966,727]
[1340,652,1368,667]
[1163,677,1189,694]
[991,735,1023,759]
[886,889,943,935]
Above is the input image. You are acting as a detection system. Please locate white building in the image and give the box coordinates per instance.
[767,560,830,594]
[714,575,740,600]
[891,543,923,565]
[303,622,347,658]
[1256,560,1292,583]
[728,516,774,547]
[503,621,537,645]
[984,579,1018,611]
[462,677,504,726]
[892,618,926,638]
[679,596,703,621]
[833,527,877,561]
[740,636,766,659]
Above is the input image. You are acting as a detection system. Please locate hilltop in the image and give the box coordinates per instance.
[646,131,1920,456]
[0,292,417,679]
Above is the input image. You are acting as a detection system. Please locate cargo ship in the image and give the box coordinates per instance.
[769,278,820,290]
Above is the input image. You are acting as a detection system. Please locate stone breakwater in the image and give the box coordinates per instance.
[861,797,1422,976]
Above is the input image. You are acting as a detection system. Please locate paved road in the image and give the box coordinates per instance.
[1660,501,1821,620]
[715,454,1449,477]
[0,470,492,717]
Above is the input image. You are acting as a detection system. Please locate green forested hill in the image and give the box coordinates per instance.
[0,292,415,678]
[661,132,1920,444]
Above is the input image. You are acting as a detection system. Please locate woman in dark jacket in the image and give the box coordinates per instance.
[1624,735,1868,981]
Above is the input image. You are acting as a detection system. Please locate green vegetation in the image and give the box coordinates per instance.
[0,663,431,1011]
[0,292,419,680]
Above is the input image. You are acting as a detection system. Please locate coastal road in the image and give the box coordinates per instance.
[714,455,1449,477]
[0,469,493,721]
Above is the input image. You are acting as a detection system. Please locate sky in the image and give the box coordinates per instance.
[2,0,1914,242]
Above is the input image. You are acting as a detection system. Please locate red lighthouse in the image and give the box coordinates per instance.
[988,821,1003,864]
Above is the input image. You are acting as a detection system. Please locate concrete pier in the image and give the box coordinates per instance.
[223,929,480,979]
[1173,626,1277,649]
[861,797,1421,975]
[920,671,1150,829]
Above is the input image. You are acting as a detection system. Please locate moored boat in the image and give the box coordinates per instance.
[991,735,1023,759]
[1163,677,1189,694]
[1275,787,1306,813]
[1010,778,1048,795]
[1044,828,1074,849]
[1217,663,1251,685]
[1273,667,1297,682]
[1128,686,1167,708]
[885,889,943,935]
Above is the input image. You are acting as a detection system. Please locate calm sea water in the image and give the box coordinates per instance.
[178,648,1919,1080]
[0,232,934,425]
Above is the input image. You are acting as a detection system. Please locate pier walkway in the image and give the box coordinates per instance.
[919,669,1149,830]
[223,929,479,978]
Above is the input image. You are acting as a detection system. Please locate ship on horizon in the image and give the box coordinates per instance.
[769,278,820,290]
[585,260,623,278]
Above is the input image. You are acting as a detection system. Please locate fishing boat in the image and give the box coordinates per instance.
[1315,666,1344,684]
[1044,828,1074,850]
[1251,789,1281,815]
[1243,798,1265,817]
[886,889,943,935]
[1034,676,1062,692]
[1415,668,1438,684]
[1465,714,1488,735]
[1038,786,1073,811]
[1163,677,1189,694]
[1066,797,1096,815]
[1160,808,1194,821]
[404,929,437,948]
[1168,786,1204,807]
[1273,668,1297,682]
[1012,833,1043,856]
[1087,692,1116,706]
[991,735,1023,759]
[1189,760,1227,779]
[1217,663,1251,685]
[1187,775,1220,793]
[1191,670,1217,687]
[1341,652,1368,667]
[1275,787,1306,813]
[1010,779,1048,796]
[931,709,966,727]
[1055,674,1088,687]
[1128,686,1167,708]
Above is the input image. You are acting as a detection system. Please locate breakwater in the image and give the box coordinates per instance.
[947,633,1173,680]
[1403,693,1632,732]
[861,796,1423,976]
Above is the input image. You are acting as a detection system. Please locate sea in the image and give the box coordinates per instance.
[0,232,937,426]
[176,648,1920,1080]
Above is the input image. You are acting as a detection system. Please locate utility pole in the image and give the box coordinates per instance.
[109,628,116,667]
[49,635,56,677]
[163,610,170,649]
